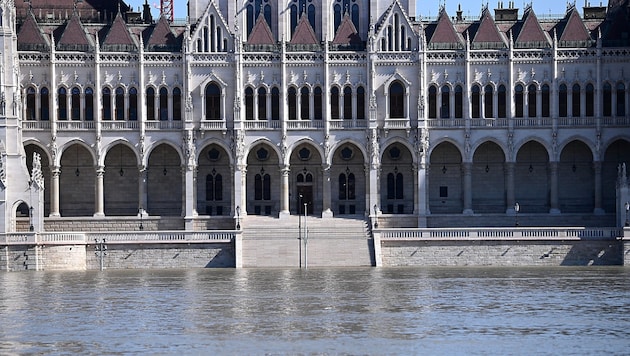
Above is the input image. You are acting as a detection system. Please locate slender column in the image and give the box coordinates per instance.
[280,165,290,216]
[549,161,560,214]
[593,161,604,214]
[138,166,147,212]
[505,162,516,213]
[462,162,473,214]
[94,165,105,217]
[412,163,419,214]
[50,166,61,217]
[322,164,332,217]
[184,166,197,218]
[234,164,247,215]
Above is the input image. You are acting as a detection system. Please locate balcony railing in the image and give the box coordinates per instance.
[286,120,324,130]
[243,120,281,130]
[329,119,368,129]
[101,121,140,130]
[145,120,184,130]
[2,231,236,245]
[199,120,227,131]
[378,227,624,240]
[384,118,411,130]
[57,121,96,130]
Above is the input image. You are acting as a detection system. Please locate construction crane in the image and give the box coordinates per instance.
[158,0,174,21]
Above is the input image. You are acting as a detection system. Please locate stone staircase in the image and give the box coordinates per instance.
[240,215,375,268]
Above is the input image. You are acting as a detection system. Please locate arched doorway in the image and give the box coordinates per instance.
[104,144,138,216]
[429,142,463,214]
[197,144,231,216]
[380,143,413,214]
[290,144,322,215]
[148,144,183,216]
[332,143,365,215]
[247,144,280,216]
[24,144,51,216]
[515,141,550,213]
[602,139,630,213]
[472,141,506,213]
[559,140,594,213]
[59,144,95,216]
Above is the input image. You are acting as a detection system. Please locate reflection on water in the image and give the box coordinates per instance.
[1,267,629,355]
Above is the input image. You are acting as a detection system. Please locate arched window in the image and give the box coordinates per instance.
[257,87,267,120]
[455,85,463,118]
[616,82,626,116]
[387,171,404,200]
[254,173,271,201]
[246,2,271,37]
[206,174,223,201]
[26,87,36,120]
[330,87,340,119]
[527,84,537,117]
[159,87,168,120]
[603,83,612,116]
[541,84,550,118]
[146,87,155,120]
[389,81,404,118]
[271,87,279,120]
[85,88,93,121]
[356,86,365,120]
[471,85,481,119]
[515,84,524,118]
[338,172,355,200]
[172,87,181,120]
[428,85,437,118]
[245,87,254,120]
[314,86,323,120]
[129,88,138,121]
[102,87,111,120]
[58,87,67,120]
[440,86,450,118]
[40,87,49,121]
[288,87,297,120]
[498,85,506,118]
[484,85,494,118]
[205,83,221,120]
[343,87,352,119]
[300,87,310,120]
[71,87,80,120]
[585,83,594,117]
[290,0,317,35]
[558,84,567,117]
[115,87,125,120]
[572,84,581,117]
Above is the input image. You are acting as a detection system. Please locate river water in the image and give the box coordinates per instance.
[1,267,629,355]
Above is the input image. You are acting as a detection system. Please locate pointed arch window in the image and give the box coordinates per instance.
[356,86,365,120]
[585,83,594,117]
[497,85,506,118]
[246,1,271,38]
[455,85,463,118]
[102,87,112,120]
[254,172,271,201]
[206,173,223,201]
[85,88,94,121]
[26,87,36,120]
[146,87,155,120]
[440,86,450,118]
[173,87,181,120]
[389,81,404,118]
[527,84,537,117]
[428,85,437,118]
[288,87,297,120]
[314,86,323,120]
[257,87,267,120]
[343,87,352,119]
[159,87,168,120]
[300,87,310,120]
[559,84,568,117]
[245,87,254,120]
[71,87,80,120]
[205,83,221,120]
[331,87,340,119]
[339,172,355,200]
[616,82,626,116]
[387,170,404,200]
[515,84,524,118]
[40,87,49,121]
[603,83,612,117]
[58,87,67,120]
[572,84,581,117]
[334,4,342,33]
[127,88,137,121]
[271,87,280,120]
[541,84,550,118]
[471,85,481,119]
[115,87,125,120]
[484,85,494,118]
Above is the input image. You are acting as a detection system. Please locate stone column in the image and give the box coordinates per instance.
[417,162,428,227]
[549,161,560,214]
[279,165,290,217]
[322,164,333,218]
[94,165,105,217]
[462,162,473,214]
[505,162,516,213]
[593,161,604,214]
[50,166,61,217]
[138,166,147,212]
[234,165,247,215]
[184,166,197,221]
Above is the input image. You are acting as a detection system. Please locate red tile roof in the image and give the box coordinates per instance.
[514,7,550,46]
[57,13,91,48]
[332,13,361,45]
[428,9,462,48]
[103,12,137,48]
[471,8,506,46]
[17,11,49,48]
[290,13,318,45]
[556,7,591,44]
[146,16,178,49]
[247,13,274,45]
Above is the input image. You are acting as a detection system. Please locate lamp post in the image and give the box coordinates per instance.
[304,201,308,269]
[29,206,34,232]
[94,238,107,271]
[514,202,520,227]
[373,204,378,228]
[139,207,144,231]
[625,202,629,227]
[298,194,302,268]
[236,206,241,230]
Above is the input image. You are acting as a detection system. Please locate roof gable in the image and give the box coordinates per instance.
[290,13,318,45]
[247,12,275,45]
[57,13,92,51]
[146,16,179,51]
[332,13,362,45]
[427,9,463,49]
[102,12,137,51]
[514,7,550,47]
[470,8,506,48]
[556,7,591,46]
[17,11,49,51]
[374,0,417,51]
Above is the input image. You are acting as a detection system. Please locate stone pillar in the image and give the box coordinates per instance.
[417,162,428,227]
[94,165,105,217]
[593,161,604,214]
[234,164,247,215]
[138,166,147,212]
[549,161,560,214]
[50,166,61,217]
[184,166,197,224]
[322,164,333,218]
[462,162,473,214]
[505,162,516,213]
[279,165,290,218]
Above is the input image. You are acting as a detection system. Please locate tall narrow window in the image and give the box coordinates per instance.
[159,87,168,120]
[616,82,626,116]
[102,87,111,120]
[484,85,494,118]
[314,87,323,120]
[115,87,125,120]
[515,84,524,118]
[40,87,49,121]
[471,85,480,119]
[146,87,155,120]
[71,87,80,120]
[288,87,297,120]
[343,87,352,119]
[26,87,36,120]
[387,171,404,199]
[58,87,67,120]
[245,87,254,120]
[603,83,612,116]
[271,87,279,120]
[455,85,463,118]
[440,86,450,118]
[559,84,567,117]
[206,174,223,202]
[585,83,594,117]
[356,86,365,119]
[300,87,310,120]
[172,87,181,120]
[527,84,537,117]
[129,88,138,121]
[338,173,356,200]
[257,87,267,120]
[205,83,221,120]
[85,88,93,121]
[330,87,340,119]
[572,84,581,117]
[428,85,437,118]
[389,81,404,118]
[541,84,550,118]
[498,85,506,118]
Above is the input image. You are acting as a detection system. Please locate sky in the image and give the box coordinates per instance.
[126,0,582,21]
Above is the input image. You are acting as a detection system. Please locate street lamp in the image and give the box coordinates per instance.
[514,202,520,227]
[236,206,241,230]
[298,194,302,268]
[139,207,144,230]
[625,202,629,227]
[29,206,34,232]
[303,201,308,269]
[373,204,378,228]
